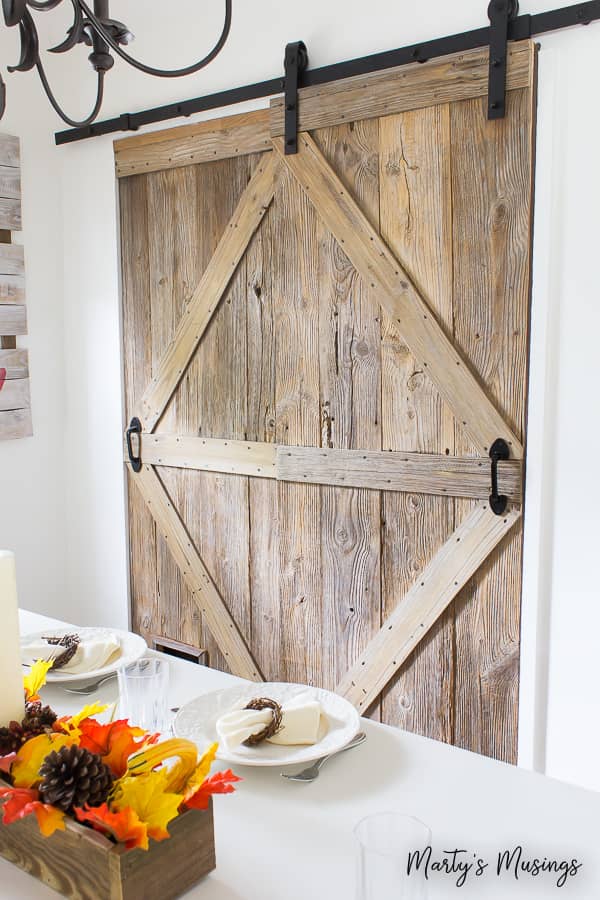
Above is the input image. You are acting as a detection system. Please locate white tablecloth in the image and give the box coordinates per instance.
[0,610,597,899]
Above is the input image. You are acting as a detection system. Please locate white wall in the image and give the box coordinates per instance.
[0,1,598,789]
[0,48,68,619]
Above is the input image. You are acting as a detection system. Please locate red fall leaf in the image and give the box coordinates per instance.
[184,769,242,811]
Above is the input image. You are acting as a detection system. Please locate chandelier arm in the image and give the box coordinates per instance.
[26,1,64,10]
[35,57,105,126]
[77,0,232,78]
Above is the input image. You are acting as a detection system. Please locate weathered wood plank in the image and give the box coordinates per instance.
[0,408,32,440]
[115,110,272,177]
[177,155,254,672]
[0,243,24,275]
[377,104,455,738]
[0,274,24,303]
[338,503,521,711]
[119,174,158,643]
[276,446,521,501]
[245,175,280,680]
[139,153,280,431]
[313,120,382,700]
[273,165,324,687]
[131,463,262,681]
[271,42,534,136]
[0,304,26,335]
[139,433,276,476]
[0,165,20,199]
[0,376,30,411]
[0,199,21,231]
[0,134,20,168]
[451,88,534,763]
[0,349,28,379]
[146,165,198,650]
[273,133,522,457]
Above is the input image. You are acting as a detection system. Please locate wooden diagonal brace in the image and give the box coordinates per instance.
[139,152,281,432]
[337,502,520,710]
[129,463,263,682]
[272,133,523,459]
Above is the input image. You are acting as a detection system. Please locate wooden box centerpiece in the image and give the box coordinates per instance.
[0,798,215,900]
[0,661,239,900]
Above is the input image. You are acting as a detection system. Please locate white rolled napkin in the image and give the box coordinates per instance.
[21,632,121,675]
[216,691,323,751]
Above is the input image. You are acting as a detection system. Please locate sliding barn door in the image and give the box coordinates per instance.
[117,41,537,762]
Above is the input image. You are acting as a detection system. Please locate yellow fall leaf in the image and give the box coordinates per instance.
[23,659,54,701]
[112,770,182,842]
[183,743,218,802]
[57,702,110,739]
[125,737,198,794]
[11,733,74,789]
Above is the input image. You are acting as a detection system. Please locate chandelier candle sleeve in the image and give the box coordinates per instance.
[0,551,24,725]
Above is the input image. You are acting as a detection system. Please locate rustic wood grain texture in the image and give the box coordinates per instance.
[273,132,522,456]
[312,120,382,706]
[272,165,324,686]
[0,799,215,900]
[0,134,20,168]
[145,165,199,650]
[0,349,28,379]
[270,42,534,136]
[0,199,21,231]
[119,174,158,641]
[139,433,277,476]
[0,376,30,410]
[0,304,26,335]
[115,109,272,177]
[139,153,279,431]
[338,504,521,711]
[131,463,262,681]
[0,165,20,199]
[245,179,281,679]
[0,408,31,440]
[174,155,255,672]
[276,445,521,500]
[377,105,455,737]
[0,242,25,275]
[450,88,534,763]
[0,274,24,303]
[0,243,24,275]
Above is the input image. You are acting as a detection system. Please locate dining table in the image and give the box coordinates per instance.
[1,609,598,899]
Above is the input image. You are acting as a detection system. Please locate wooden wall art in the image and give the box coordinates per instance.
[0,134,31,441]
[116,41,537,763]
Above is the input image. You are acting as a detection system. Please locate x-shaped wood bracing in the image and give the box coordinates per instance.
[127,137,522,707]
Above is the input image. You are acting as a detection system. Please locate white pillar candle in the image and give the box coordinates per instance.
[0,551,24,726]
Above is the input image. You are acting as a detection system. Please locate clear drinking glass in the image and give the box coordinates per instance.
[117,656,170,732]
[355,812,431,900]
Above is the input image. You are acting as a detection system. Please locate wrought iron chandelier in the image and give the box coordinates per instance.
[0,0,232,126]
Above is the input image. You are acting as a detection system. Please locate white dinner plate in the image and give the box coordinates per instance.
[174,682,361,767]
[21,627,147,683]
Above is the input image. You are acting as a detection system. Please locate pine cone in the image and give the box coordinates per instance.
[22,701,57,739]
[39,745,114,813]
[0,722,24,756]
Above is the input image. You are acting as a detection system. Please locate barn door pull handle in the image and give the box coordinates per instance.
[487,0,518,119]
[489,438,509,515]
[126,416,142,473]
[284,40,308,155]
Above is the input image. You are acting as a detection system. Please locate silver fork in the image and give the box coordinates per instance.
[63,673,117,694]
[281,731,366,782]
